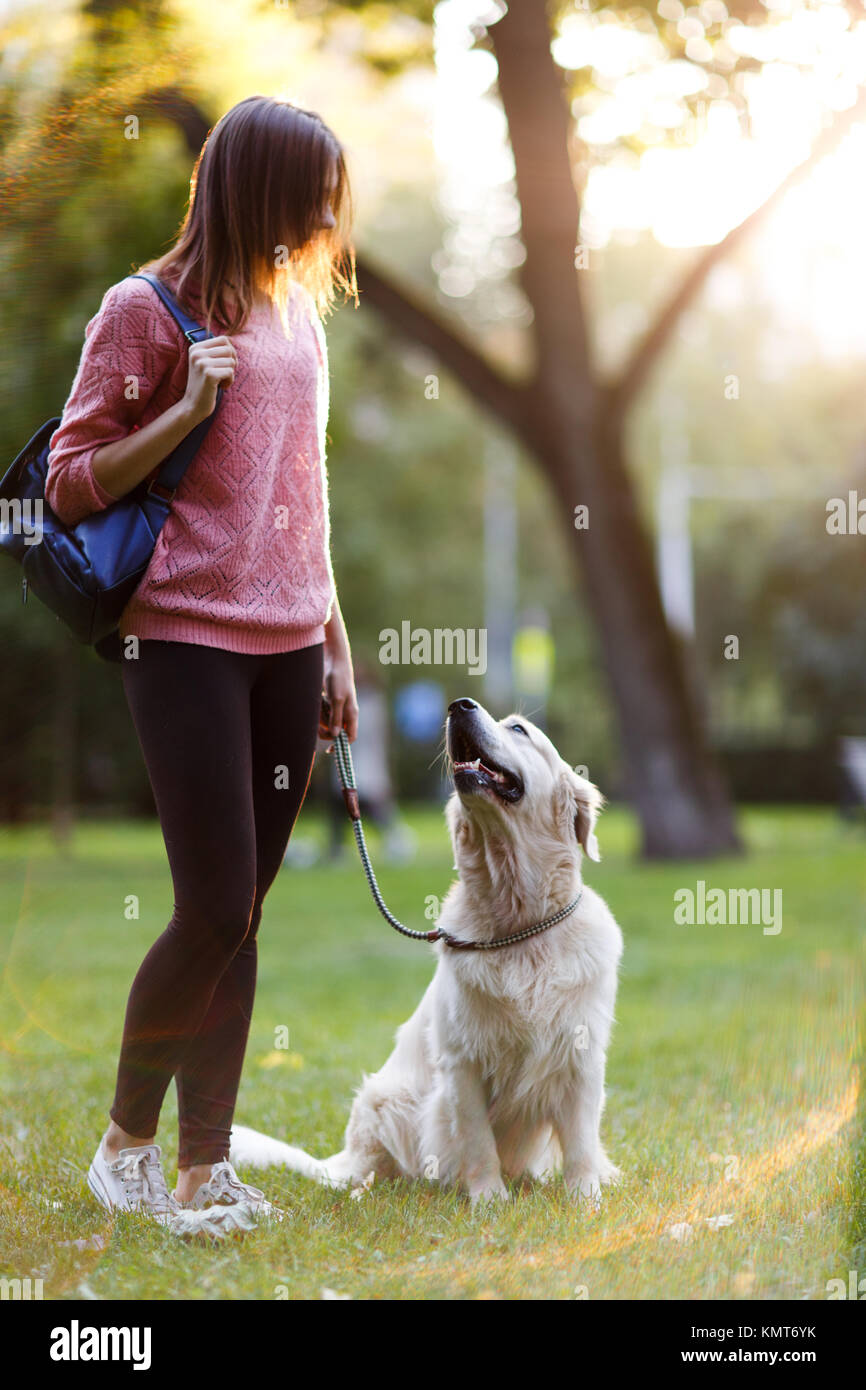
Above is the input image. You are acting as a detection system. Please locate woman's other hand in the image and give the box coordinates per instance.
[183,337,238,423]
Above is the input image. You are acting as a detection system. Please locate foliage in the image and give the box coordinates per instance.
[2,0,864,818]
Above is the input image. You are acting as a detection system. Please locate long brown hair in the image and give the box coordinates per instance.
[143,95,356,333]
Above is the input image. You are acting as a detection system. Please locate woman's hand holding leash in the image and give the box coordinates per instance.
[321,595,358,748]
[320,656,358,748]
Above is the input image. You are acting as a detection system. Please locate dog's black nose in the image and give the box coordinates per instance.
[448,698,479,715]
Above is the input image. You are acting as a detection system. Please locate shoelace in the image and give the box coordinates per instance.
[115,1151,174,1213]
[206,1162,265,1206]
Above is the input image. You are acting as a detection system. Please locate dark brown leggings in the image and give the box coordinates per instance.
[110,638,324,1167]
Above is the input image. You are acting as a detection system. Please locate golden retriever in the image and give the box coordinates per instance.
[230,697,623,1202]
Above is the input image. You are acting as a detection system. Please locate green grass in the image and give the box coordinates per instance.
[0,805,863,1300]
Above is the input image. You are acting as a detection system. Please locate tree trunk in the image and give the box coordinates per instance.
[544,404,739,855]
[492,0,739,856]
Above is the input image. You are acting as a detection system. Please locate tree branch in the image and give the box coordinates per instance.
[355,254,532,440]
[138,86,211,155]
[610,92,866,414]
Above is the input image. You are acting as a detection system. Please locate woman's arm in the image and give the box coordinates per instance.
[321,592,359,743]
[46,279,237,525]
[90,337,237,500]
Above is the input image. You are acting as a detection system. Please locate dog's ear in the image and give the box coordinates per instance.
[563,769,603,862]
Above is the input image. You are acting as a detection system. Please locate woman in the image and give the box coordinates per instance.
[45,95,359,1227]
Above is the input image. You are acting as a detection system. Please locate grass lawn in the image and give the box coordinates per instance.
[0,804,864,1301]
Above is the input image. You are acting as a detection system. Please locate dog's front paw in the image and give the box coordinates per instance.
[467,1176,508,1206]
[594,1155,620,1188]
[566,1162,619,1205]
[568,1172,603,1205]
[567,1150,621,1200]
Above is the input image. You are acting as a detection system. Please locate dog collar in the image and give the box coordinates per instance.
[434,890,583,951]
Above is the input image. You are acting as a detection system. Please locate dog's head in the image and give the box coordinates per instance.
[445,698,603,866]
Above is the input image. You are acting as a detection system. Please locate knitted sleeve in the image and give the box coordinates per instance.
[45,277,183,527]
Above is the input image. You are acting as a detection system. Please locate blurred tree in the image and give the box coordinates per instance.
[3,0,864,854]
[348,0,866,856]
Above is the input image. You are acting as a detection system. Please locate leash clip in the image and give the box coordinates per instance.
[436,930,475,951]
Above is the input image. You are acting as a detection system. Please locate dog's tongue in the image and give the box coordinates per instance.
[454,758,506,783]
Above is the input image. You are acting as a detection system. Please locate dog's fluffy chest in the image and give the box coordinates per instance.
[438,945,598,1091]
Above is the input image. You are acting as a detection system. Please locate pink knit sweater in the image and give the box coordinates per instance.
[45,275,335,654]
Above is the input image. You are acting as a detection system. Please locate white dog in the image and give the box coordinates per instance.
[231,698,623,1202]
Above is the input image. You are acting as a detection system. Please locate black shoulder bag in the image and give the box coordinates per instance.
[0,272,221,662]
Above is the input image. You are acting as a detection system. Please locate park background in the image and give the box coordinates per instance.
[0,0,864,1300]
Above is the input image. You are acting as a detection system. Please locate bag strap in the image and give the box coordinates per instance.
[129,271,222,500]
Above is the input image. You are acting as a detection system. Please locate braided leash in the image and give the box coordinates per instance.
[331,729,582,951]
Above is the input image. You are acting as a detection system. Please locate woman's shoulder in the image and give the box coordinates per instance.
[95,273,186,326]
[96,273,159,310]
[86,274,187,351]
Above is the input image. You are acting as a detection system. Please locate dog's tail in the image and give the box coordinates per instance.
[229,1124,354,1188]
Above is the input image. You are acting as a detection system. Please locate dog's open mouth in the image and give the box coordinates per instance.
[449,737,524,804]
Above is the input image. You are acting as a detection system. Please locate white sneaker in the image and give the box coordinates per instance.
[87,1140,180,1226]
[174,1160,285,1222]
